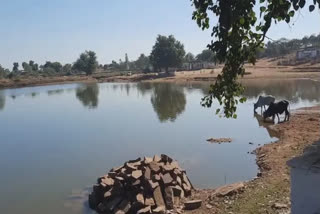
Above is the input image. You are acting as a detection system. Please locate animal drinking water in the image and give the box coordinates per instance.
[254,95,275,113]
[263,100,290,122]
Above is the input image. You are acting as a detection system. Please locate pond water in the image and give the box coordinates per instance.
[0,79,319,214]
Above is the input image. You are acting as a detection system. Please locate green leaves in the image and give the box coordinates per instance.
[289,10,295,17]
[239,17,245,25]
[191,0,316,118]
[299,0,306,8]
[309,5,315,11]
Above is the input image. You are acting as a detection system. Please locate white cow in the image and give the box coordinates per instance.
[254,95,275,113]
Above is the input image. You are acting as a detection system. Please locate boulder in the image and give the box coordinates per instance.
[184,200,202,210]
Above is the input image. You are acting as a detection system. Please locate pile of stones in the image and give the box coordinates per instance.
[88,154,194,214]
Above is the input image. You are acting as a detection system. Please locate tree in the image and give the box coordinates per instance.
[191,0,320,118]
[73,51,98,75]
[135,54,150,71]
[0,65,9,78]
[12,62,19,73]
[22,62,32,72]
[185,52,195,63]
[150,35,186,72]
[42,61,63,73]
[196,49,216,62]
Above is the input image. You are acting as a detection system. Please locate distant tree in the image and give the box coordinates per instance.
[103,64,108,70]
[62,64,72,74]
[150,35,186,72]
[73,51,98,75]
[135,54,150,71]
[43,61,63,73]
[184,52,195,63]
[22,62,32,72]
[0,65,9,78]
[33,63,39,71]
[12,62,19,73]
[196,49,216,62]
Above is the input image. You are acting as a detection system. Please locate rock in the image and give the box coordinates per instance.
[101,177,114,186]
[162,163,175,172]
[103,189,113,199]
[117,199,131,213]
[211,182,245,198]
[149,162,161,173]
[153,174,161,181]
[112,165,124,173]
[148,180,159,189]
[153,206,166,214]
[272,203,288,209]
[184,200,202,210]
[126,162,138,170]
[153,186,166,208]
[153,155,161,162]
[132,170,143,179]
[164,186,174,209]
[172,186,184,198]
[183,173,193,188]
[144,167,151,180]
[137,206,151,214]
[136,193,145,205]
[207,138,232,143]
[257,172,262,177]
[105,196,122,211]
[132,179,141,186]
[249,142,254,145]
[144,156,153,164]
[89,155,193,213]
[145,197,155,206]
[162,173,173,185]
[206,204,213,209]
[183,183,192,197]
[161,154,173,163]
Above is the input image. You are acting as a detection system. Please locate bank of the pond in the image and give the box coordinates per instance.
[0,59,319,89]
[184,105,320,214]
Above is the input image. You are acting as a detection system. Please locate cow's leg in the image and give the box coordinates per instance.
[272,114,275,121]
[285,109,290,121]
[277,114,280,122]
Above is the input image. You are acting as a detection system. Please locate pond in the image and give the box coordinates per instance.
[0,79,319,214]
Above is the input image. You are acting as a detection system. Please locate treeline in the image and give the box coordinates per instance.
[0,35,217,79]
[258,34,320,58]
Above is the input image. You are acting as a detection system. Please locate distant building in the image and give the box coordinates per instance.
[182,61,216,71]
[296,45,320,60]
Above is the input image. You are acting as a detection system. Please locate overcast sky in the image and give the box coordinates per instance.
[0,0,319,68]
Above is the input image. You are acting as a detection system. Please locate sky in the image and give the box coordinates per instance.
[0,0,319,68]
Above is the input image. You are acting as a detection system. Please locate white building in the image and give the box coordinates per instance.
[287,141,320,214]
[296,46,320,60]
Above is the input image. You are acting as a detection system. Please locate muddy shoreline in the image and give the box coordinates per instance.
[184,106,320,214]
[0,59,319,90]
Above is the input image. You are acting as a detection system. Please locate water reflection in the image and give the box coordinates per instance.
[48,89,65,96]
[0,92,5,110]
[150,83,186,122]
[242,79,320,102]
[76,84,99,109]
[253,113,279,138]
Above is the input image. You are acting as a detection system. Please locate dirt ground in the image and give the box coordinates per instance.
[0,59,319,89]
[182,106,320,214]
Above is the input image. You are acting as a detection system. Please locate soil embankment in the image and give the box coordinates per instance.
[185,106,320,214]
[0,59,319,89]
